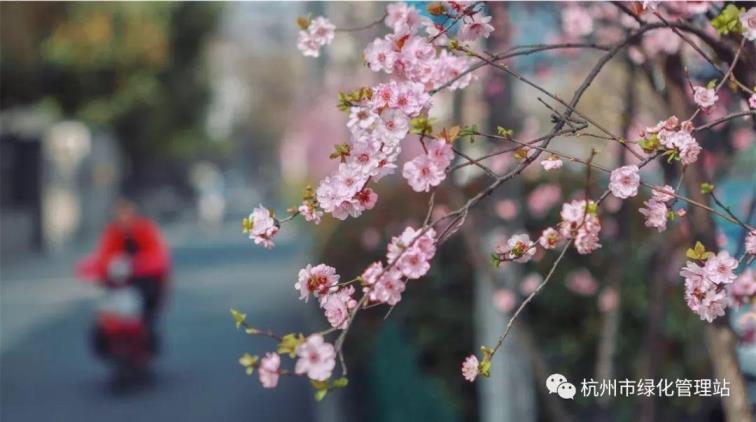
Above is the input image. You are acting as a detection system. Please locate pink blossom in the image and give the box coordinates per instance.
[559,199,602,254]
[493,288,517,313]
[693,86,718,109]
[386,226,436,280]
[566,269,598,296]
[362,262,406,305]
[426,138,454,167]
[457,13,494,43]
[377,108,410,140]
[598,288,619,312]
[651,185,675,203]
[538,227,561,250]
[639,199,668,232]
[609,165,640,199]
[461,355,479,382]
[527,184,562,217]
[320,286,358,329]
[297,17,335,58]
[385,2,424,35]
[729,269,755,308]
[520,273,543,295]
[661,130,701,165]
[364,37,397,73]
[703,251,738,285]
[296,264,340,302]
[496,233,536,263]
[740,7,756,41]
[749,93,756,109]
[295,335,336,381]
[348,107,378,132]
[495,200,519,221]
[685,284,727,322]
[397,250,431,279]
[561,5,594,38]
[247,206,280,248]
[299,202,323,225]
[642,29,681,58]
[746,230,756,255]
[402,155,446,192]
[297,31,322,58]
[540,155,563,171]
[258,353,280,389]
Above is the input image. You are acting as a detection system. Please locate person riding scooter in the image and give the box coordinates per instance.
[77,198,171,365]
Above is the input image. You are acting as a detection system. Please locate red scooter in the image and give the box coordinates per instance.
[82,254,157,379]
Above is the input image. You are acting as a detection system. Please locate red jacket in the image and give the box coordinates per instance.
[77,217,171,283]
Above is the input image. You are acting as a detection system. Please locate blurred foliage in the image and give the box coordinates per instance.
[0,2,224,184]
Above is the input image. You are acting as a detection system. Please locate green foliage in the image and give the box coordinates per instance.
[238,353,258,375]
[458,124,478,143]
[277,333,305,358]
[496,126,513,137]
[230,308,246,329]
[310,377,349,401]
[410,116,434,136]
[711,4,744,36]
[686,241,714,261]
[700,182,715,194]
[0,3,224,168]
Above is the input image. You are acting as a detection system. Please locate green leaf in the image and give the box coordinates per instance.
[706,79,718,90]
[686,241,712,261]
[332,377,349,389]
[479,360,492,378]
[239,353,258,375]
[711,4,744,36]
[278,333,306,358]
[314,389,328,401]
[244,327,260,335]
[700,182,714,194]
[496,126,513,137]
[310,379,329,390]
[230,308,246,329]
[410,117,433,135]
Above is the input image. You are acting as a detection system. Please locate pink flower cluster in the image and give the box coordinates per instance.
[307,3,495,223]
[680,251,740,322]
[495,233,536,263]
[247,206,280,249]
[259,352,281,389]
[295,334,337,381]
[609,165,640,199]
[296,264,340,302]
[643,116,701,165]
[692,86,719,110]
[461,354,480,382]
[319,286,358,330]
[638,185,676,232]
[297,17,335,58]
[558,199,602,254]
[365,2,486,92]
[362,226,437,306]
[741,7,756,41]
[540,155,563,171]
[561,4,594,38]
[746,230,756,255]
[402,138,453,192]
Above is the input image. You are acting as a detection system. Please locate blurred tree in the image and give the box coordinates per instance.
[0,2,223,191]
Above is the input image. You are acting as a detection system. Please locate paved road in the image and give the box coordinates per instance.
[1,221,316,422]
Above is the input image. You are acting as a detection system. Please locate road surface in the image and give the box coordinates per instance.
[1,221,316,421]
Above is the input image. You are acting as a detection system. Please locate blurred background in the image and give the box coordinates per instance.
[1,2,754,422]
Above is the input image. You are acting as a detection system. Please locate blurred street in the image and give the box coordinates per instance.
[1,219,315,422]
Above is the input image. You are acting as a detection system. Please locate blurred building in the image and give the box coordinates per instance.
[1,108,120,257]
